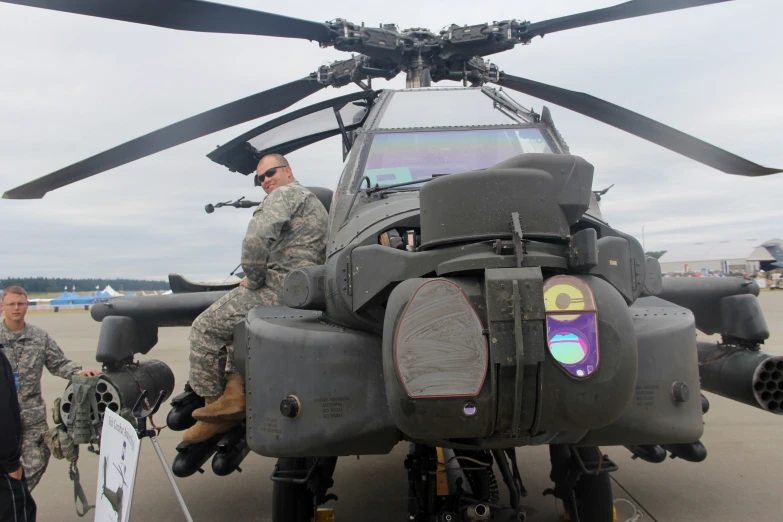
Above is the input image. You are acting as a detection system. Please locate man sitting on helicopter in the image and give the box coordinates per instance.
[182,153,329,443]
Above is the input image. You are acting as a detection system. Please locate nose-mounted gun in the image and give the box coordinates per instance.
[204,196,260,214]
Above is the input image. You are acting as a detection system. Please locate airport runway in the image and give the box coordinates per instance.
[25,291,783,521]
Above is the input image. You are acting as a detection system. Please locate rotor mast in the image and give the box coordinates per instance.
[405,56,432,88]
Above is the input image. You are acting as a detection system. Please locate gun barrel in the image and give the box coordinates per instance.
[697,342,783,414]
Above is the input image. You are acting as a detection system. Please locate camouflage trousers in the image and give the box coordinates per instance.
[21,421,50,492]
[189,285,281,397]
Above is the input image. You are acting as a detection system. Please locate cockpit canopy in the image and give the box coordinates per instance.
[374,88,537,129]
[208,86,566,182]
[207,90,376,175]
[354,87,564,189]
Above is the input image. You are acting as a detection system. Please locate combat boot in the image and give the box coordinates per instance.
[191,372,246,422]
[182,419,238,443]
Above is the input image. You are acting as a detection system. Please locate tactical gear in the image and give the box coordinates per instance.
[43,424,78,462]
[42,375,101,517]
[69,375,102,445]
[191,373,246,422]
[52,396,63,425]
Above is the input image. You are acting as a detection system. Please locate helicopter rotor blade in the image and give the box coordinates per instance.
[0,0,334,42]
[520,0,732,40]
[495,73,781,176]
[3,77,325,199]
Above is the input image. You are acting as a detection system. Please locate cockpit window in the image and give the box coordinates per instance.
[363,128,554,187]
[377,89,523,129]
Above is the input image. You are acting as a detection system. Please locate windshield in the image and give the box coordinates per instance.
[362,128,553,187]
[377,88,524,128]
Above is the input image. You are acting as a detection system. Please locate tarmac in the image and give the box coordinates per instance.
[24,291,783,521]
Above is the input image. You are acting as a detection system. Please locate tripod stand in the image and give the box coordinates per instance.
[132,390,194,522]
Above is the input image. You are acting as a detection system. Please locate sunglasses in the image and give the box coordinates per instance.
[254,165,287,186]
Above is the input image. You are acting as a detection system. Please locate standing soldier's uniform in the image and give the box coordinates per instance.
[0,322,82,491]
[184,180,328,441]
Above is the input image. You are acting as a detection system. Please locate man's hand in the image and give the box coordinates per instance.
[80,369,101,377]
[239,280,248,288]
[7,466,23,480]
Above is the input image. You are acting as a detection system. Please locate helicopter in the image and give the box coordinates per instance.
[3,1,783,521]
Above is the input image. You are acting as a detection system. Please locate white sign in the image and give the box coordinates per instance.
[94,410,141,522]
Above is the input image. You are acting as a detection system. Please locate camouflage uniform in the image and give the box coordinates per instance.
[0,321,82,491]
[189,181,329,397]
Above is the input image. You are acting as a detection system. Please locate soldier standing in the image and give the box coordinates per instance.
[183,153,329,442]
[0,286,100,491]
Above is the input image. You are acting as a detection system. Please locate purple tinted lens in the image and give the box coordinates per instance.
[546,314,599,377]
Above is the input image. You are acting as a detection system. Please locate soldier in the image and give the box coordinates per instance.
[0,286,100,491]
[183,153,329,442]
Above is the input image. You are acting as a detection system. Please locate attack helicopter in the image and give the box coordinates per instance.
[3,1,783,521]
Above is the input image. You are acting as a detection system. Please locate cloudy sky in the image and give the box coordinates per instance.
[1,0,781,281]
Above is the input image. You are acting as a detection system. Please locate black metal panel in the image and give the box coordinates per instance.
[568,228,598,271]
[91,291,226,327]
[234,306,325,381]
[589,236,633,303]
[242,308,398,457]
[642,256,663,296]
[658,277,759,335]
[484,268,545,437]
[721,294,769,342]
[349,240,565,315]
[283,265,327,310]
[103,359,176,410]
[95,316,158,363]
[350,242,489,312]
[579,297,703,446]
[618,230,647,301]
[169,273,239,294]
[418,154,593,249]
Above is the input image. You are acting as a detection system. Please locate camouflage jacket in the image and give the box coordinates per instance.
[242,181,329,292]
[0,321,82,428]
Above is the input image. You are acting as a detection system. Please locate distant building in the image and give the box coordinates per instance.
[761,239,783,270]
[659,238,781,274]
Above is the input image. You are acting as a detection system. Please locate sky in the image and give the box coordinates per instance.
[1,0,782,281]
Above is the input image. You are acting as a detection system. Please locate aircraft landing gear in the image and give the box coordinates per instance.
[405,444,526,522]
[271,457,338,522]
[545,445,616,522]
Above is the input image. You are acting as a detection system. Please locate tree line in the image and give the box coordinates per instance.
[1,277,170,293]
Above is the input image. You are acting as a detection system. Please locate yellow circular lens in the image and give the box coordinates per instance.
[544,283,585,321]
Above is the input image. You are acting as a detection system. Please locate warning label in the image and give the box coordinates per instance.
[316,396,351,420]
[635,384,659,408]
[262,416,282,434]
